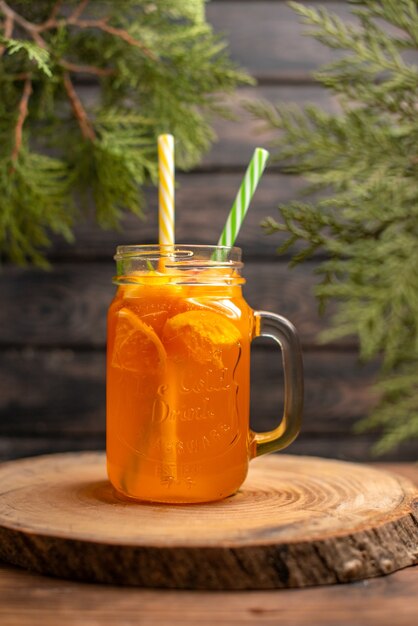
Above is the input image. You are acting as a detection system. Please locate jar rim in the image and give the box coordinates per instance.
[114,244,242,262]
[113,244,244,285]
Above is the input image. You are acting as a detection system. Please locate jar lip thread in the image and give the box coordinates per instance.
[114,244,242,263]
[113,275,246,286]
[113,245,244,286]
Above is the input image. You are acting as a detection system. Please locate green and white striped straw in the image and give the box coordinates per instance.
[218,147,269,248]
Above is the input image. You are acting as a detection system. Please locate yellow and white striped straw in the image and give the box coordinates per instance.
[158,134,175,246]
[157,134,177,482]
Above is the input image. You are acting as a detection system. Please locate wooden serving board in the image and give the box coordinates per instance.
[0,452,417,589]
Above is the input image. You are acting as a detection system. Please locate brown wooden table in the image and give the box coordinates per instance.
[0,462,417,626]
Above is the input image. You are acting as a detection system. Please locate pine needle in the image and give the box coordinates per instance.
[249,0,418,454]
[0,0,251,265]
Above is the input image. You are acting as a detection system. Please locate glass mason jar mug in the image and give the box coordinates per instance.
[107,245,303,503]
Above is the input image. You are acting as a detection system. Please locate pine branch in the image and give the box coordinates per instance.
[250,0,418,453]
[37,11,157,61]
[0,1,250,267]
[27,0,64,32]
[0,0,156,68]
[71,19,157,60]
[62,71,95,141]
[45,0,64,24]
[68,0,89,22]
[0,7,13,57]
[0,1,46,47]
[11,76,32,163]
[59,59,114,77]
[1,38,52,75]
[0,149,74,267]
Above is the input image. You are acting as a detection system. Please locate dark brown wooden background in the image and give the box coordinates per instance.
[0,0,416,462]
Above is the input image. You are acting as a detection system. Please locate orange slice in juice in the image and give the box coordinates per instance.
[112,308,167,374]
[163,310,241,367]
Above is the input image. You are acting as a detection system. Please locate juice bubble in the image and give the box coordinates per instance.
[162,310,241,367]
[111,308,167,375]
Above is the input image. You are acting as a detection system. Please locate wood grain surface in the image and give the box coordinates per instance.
[0,461,417,626]
[0,350,377,435]
[0,453,417,590]
[77,84,340,170]
[206,1,351,78]
[45,172,312,259]
[0,563,416,626]
[0,261,342,347]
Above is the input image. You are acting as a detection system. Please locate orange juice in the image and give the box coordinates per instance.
[106,245,303,503]
[107,276,253,503]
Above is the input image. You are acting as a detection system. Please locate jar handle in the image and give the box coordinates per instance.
[251,311,303,457]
